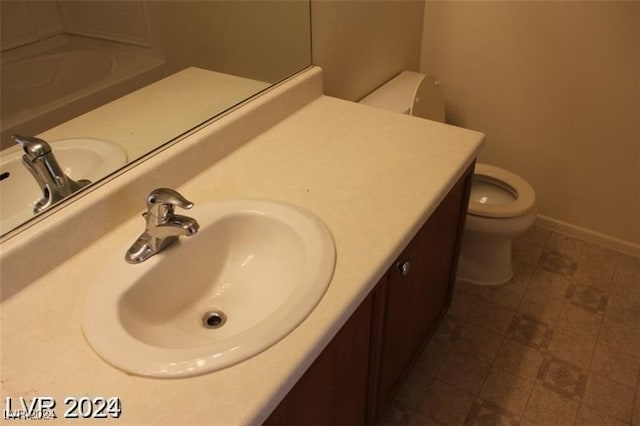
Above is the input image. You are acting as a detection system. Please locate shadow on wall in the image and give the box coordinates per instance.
[311,0,425,102]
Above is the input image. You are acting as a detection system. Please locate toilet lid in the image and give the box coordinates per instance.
[468,163,536,218]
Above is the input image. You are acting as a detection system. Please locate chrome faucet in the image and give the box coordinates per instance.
[13,134,91,214]
[125,188,200,264]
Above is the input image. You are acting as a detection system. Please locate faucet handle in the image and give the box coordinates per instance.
[12,134,52,160]
[146,188,194,220]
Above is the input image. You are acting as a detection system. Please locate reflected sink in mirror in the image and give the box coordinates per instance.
[83,199,336,378]
[0,138,127,234]
[0,0,311,237]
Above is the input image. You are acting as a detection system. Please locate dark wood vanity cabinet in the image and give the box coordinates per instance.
[265,164,473,425]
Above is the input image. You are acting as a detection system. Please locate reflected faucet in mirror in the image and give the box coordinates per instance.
[125,188,200,264]
[13,134,90,214]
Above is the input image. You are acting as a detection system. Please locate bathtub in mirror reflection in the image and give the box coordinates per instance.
[0,0,311,238]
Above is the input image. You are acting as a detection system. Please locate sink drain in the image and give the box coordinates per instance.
[202,310,227,329]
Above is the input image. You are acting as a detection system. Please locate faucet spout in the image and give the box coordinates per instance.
[149,217,199,245]
[170,214,200,236]
[12,134,91,214]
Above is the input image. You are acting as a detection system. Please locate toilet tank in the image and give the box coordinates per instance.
[359,71,445,122]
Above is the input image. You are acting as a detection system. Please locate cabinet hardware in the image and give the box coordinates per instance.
[395,261,411,276]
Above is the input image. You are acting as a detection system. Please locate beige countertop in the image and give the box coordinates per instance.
[0,67,483,425]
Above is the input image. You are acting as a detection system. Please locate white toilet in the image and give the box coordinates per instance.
[360,71,537,285]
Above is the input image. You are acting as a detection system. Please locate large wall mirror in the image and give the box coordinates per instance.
[0,0,311,238]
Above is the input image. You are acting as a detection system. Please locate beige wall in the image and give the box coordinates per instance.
[149,1,311,83]
[59,0,153,47]
[1,1,64,51]
[421,1,640,251]
[312,0,425,101]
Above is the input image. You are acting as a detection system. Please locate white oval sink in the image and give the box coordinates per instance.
[83,199,336,378]
[0,137,127,234]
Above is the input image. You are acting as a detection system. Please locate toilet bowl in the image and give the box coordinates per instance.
[360,71,537,285]
[459,164,537,284]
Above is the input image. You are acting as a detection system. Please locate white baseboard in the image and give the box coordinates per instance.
[536,215,640,259]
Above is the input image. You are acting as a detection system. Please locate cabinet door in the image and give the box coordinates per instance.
[376,222,435,410]
[375,168,471,415]
[265,293,373,426]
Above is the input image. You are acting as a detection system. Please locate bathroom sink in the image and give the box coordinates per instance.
[0,137,127,234]
[83,199,336,377]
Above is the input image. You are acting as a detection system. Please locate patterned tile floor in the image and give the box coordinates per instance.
[379,225,640,425]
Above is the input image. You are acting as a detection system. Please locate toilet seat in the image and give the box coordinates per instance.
[468,163,535,219]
